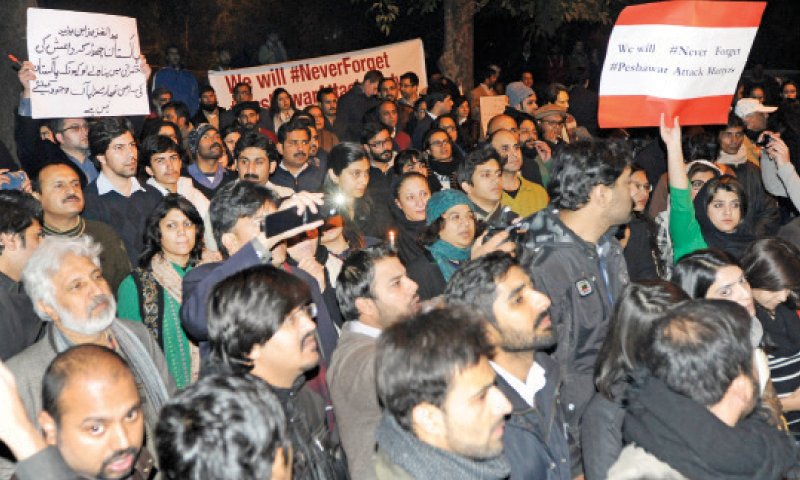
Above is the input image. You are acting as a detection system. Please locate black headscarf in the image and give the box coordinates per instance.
[693,175,756,259]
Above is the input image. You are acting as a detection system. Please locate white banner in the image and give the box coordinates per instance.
[208,39,428,111]
[26,8,150,119]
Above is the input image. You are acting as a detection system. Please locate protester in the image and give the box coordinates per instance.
[325,142,390,239]
[389,172,430,265]
[742,237,800,441]
[117,195,205,389]
[374,306,512,480]
[582,281,689,480]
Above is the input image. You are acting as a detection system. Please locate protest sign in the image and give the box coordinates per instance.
[26,8,150,119]
[480,96,508,138]
[598,1,765,128]
[208,39,427,111]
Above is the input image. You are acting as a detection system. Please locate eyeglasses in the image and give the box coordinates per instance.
[631,182,652,193]
[368,138,393,149]
[60,124,89,133]
[691,180,707,190]
[444,211,475,224]
[431,140,451,148]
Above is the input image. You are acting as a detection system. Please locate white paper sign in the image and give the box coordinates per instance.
[27,8,150,119]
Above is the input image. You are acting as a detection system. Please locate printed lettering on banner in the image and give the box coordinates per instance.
[598,1,766,127]
[209,39,428,111]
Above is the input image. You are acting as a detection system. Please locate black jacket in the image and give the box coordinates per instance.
[496,352,573,480]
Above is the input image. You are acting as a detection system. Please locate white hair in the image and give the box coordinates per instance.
[22,235,103,320]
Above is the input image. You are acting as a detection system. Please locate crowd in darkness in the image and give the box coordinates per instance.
[2,38,800,480]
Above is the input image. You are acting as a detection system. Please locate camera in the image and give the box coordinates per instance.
[484,206,524,243]
[756,134,772,148]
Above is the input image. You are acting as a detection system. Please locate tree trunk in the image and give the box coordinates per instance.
[439,0,475,94]
[0,0,37,166]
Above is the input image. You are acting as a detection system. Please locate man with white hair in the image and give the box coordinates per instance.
[0,235,175,480]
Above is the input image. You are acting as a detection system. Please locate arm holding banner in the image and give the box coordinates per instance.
[662,115,707,262]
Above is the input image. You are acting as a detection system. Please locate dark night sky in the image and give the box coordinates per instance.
[35,0,800,78]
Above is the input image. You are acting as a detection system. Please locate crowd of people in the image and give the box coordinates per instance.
[1,41,800,480]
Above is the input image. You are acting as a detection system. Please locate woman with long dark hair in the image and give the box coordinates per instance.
[117,194,204,388]
[583,281,689,480]
[325,142,390,239]
[270,87,296,133]
[742,237,800,441]
[618,164,664,281]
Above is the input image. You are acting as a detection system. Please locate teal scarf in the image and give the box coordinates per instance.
[427,239,471,281]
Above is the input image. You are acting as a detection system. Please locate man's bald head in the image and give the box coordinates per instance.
[487,115,517,136]
[42,345,134,422]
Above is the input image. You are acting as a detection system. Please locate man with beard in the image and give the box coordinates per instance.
[184,124,236,200]
[373,306,513,480]
[82,118,163,267]
[446,253,574,480]
[220,83,273,132]
[608,300,800,480]
[491,130,549,218]
[535,105,568,149]
[0,236,174,480]
[361,122,396,207]
[518,115,553,188]
[33,162,131,294]
[271,120,325,193]
[328,245,420,480]
[191,86,226,129]
[517,141,632,476]
[232,101,279,143]
[317,87,339,135]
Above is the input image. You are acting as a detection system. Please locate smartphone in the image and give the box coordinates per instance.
[261,195,343,237]
[1,171,27,190]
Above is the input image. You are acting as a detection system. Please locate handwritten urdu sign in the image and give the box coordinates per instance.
[208,39,427,111]
[598,1,766,128]
[27,8,150,119]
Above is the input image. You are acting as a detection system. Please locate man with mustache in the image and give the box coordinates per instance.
[0,236,175,480]
[37,345,154,480]
[184,124,236,200]
[0,346,154,480]
[271,120,326,193]
[234,130,294,198]
[446,253,574,480]
[206,265,342,480]
[328,244,420,480]
[373,306,513,480]
[32,162,132,294]
[82,118,163,267]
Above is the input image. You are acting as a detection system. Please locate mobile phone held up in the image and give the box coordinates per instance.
[261,194,345,237]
